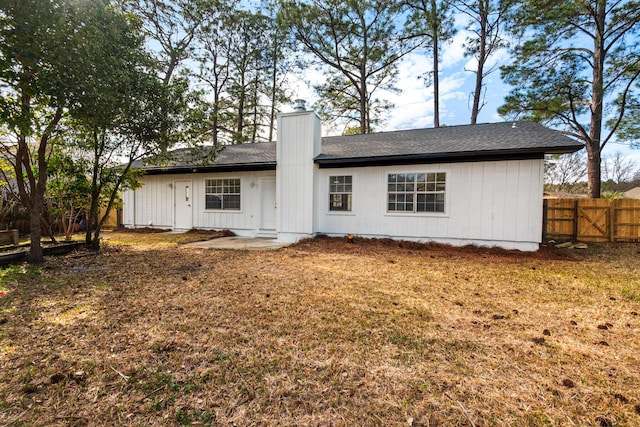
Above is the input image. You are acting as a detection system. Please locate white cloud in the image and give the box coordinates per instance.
[441,29,472,69]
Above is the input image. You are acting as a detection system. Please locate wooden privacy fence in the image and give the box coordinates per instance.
[543,198,640,242]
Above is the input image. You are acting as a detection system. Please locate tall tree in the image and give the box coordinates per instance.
[452,0,509,124]
[226,10,270,143]
[194,4,235,146]
[282,0,416,134]
[499,0,640,198]
[129,0,214,84]
[404,0,456,128]
[265,1,295,142]
[66,33,181,248]
[0,0,126,262]
[193,4,291,144]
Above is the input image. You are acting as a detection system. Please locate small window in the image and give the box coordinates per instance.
[329,175,352,211]
[205,178,241,210]
[388,172,445,213]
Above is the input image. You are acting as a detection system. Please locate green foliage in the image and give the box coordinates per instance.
[281,0,416,134]
[0,0,182,256]
[0,0,135,261]
[499,0,640,197]
[405,0,456,50]
[46,150,91,240]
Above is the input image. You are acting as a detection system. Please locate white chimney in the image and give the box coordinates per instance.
[276,108,321,242]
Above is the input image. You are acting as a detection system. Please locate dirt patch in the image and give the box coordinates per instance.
[298,235,579,261]
[184,228,235,237]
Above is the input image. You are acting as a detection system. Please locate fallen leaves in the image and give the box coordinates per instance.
[0,233,639,426]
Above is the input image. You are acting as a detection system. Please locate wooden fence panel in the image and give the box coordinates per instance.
[577,199,611,242]
[613,199,640,241]
[543,198,640,242]
[543,199,577,241]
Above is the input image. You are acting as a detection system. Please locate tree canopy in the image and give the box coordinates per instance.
[0,0,176,260]
[499,0,640,198]
[281,0,417,134]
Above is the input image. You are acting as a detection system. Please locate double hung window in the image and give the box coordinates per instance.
[329,175,352,212]
[205,178,241,210]
[387,173,446,213]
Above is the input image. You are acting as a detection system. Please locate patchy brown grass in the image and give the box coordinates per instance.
[1,232,639,426]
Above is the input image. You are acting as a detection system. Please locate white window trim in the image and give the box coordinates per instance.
[384,171,448,216]
[203,177,244,213]
[326,173,356,216]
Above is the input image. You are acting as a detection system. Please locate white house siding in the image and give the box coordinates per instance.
[314,159,544,251]
[122,170,276,236]
[276,111,322,242]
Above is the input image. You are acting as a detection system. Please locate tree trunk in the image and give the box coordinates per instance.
[470,1,488,125]
[268,42,278,142]
[587,0,606,198]
[28,193,44,263]
[431,0,440,128]
[586,141,601,198]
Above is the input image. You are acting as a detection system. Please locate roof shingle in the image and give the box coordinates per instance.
[135,121,583,173]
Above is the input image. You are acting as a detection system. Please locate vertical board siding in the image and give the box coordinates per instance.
[276,112,319,237]
[123,171,275,233]
[315,159,543,246]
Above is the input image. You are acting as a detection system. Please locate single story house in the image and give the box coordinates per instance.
[123,110,583,251]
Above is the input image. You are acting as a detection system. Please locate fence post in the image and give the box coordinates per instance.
[542,199,548,242]
[573,199,579,241]
[610,201,615,242]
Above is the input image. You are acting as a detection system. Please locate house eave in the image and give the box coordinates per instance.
[139,162,276,175]
[314,145,583,169]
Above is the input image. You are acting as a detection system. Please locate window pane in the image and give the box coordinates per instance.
[330,194,352,211]
[206,195,221,209]
[223,195,241,210]
[387,172,444,213]
[329,176,352,212]
[206,178,240,209]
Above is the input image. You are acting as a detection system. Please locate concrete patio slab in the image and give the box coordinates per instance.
[184,236,292,250]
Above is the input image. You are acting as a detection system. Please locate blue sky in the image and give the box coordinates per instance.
[284,19,640,166]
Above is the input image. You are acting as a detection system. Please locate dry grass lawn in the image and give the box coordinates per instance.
[1,231,639,426]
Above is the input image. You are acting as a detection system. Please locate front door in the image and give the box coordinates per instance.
[174,180,193,230]
[260,179,276,230]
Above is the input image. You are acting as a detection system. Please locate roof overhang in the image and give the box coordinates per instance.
[314,145,584,169]
[139,162,276,175]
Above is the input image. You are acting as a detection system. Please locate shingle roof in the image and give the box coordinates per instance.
[133,142,277,174]
[315,121,583,166]
[136,121,583,174]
